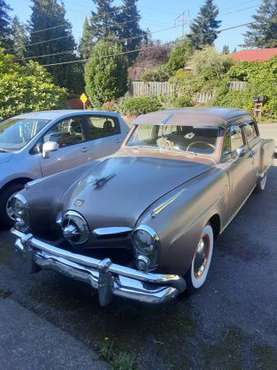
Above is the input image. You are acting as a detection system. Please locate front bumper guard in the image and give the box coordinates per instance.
[11,229,186,306]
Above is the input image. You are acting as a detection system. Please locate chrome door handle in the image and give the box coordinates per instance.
[81,147,88,152]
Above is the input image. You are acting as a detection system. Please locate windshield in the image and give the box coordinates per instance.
[127,124,219,155]
[0,118,49,151]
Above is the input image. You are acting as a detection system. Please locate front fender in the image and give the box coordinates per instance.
[137,167,226,275]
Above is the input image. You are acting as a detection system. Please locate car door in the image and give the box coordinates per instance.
[82,115,124,161]
[221,123,256,218]
[39,116,89,177]
[240,118,260,185]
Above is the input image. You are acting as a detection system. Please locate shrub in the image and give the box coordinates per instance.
[0,52,67,119]
[169,95,193,108]
[166,38,193,75]
[213,58,277,118]
[118,96,162,116]
[85,40,128,105]
[141,65,170,82]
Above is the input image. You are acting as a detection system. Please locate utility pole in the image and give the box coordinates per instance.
[175,10,190,38]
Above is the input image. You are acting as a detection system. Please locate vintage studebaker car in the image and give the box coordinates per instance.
[11,108,275,306]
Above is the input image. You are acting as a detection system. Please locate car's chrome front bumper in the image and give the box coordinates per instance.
[11,229,186,306]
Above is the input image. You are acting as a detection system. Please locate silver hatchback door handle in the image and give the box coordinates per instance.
[81,147,88,153]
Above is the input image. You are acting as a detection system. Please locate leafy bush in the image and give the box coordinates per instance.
[214,58,277,118]
[169,95,193,108]
[85,40,128,105]
[118,96,162,116]
[141,65,169,82]
[166,38,193,75]
[0,51,67,119]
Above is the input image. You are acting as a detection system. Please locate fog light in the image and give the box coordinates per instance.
[136,255,151,272]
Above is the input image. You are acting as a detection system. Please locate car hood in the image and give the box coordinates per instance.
[66,155,213,229]
[0,152,13,164]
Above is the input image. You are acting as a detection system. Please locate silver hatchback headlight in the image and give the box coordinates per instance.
[11,193,30,231]
[61,210,90,246]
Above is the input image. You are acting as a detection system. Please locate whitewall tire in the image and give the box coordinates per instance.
[186,224,214,291]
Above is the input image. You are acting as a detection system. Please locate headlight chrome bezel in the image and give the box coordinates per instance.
[132,225,160,271]
[61,210,90,246]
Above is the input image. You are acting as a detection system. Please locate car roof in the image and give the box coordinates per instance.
[14,110,120,121]
[132,108,249,128]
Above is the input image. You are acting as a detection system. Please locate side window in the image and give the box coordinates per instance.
[222,126,244,159]
[243,121,258,143]
[86,116,120,141]
[43,117,85,148]
[229,126,244,151]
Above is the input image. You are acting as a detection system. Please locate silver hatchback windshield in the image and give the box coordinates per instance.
[0,118,49,151]
[127,124,219,155]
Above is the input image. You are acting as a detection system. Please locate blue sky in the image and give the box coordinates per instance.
[8,0,260,51]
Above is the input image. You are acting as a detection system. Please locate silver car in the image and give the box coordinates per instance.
[0,110,129,226]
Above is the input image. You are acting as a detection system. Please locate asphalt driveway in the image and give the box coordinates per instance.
[0,161,276,370]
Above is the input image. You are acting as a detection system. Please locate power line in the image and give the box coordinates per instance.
[40,21,254,68]
[18,49,74,61]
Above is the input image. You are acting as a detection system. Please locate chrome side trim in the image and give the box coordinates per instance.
[93,226,132,237]
[11,229,186,305]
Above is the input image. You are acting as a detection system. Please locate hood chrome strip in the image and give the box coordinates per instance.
[93,227,133,237]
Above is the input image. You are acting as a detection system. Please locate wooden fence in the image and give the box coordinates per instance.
[129,80,248,104]
[129,81,177,97]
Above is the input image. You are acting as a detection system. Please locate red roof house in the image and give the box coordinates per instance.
[231,48,277,62]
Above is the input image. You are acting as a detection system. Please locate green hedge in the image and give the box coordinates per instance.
[213,58,277,119]
[118,96,162,116]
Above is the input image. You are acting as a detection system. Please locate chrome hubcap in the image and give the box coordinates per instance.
[260,175,267,190]
[193,234,210,279]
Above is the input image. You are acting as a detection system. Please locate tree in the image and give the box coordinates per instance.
[0,0,12,48]
[0,49,66,119]
[29,0,80,94]
[85,40,128,105]
[117,0,145,64]
[243,0,277,48]
[166,38,193,75]
[90,0,120,42]
[11,17,27,59]
[79,17,91,59]
[188,0,221,49]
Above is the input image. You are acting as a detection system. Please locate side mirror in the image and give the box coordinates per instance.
[236,147,246,158]
[42,141,59,158]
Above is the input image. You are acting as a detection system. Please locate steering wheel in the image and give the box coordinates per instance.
[187,141,216,153]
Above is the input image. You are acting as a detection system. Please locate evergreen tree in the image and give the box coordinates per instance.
[85,40,128,105]
[0,0,12,48]
[117,0,145,65]
[79,17,91,59]
[29,0,79,93]
[243,0,277,48]
[90,0,120,42]
[11,17,27,59]
[188,0,221,49]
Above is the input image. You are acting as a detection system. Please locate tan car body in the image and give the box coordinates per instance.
[12,108,275,305]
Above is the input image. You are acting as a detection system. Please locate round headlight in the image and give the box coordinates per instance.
[62,211,89,246]
[133,225,159,256]
[11,194,30,231]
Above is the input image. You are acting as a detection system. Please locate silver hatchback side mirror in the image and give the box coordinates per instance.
[42,141,59,158]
